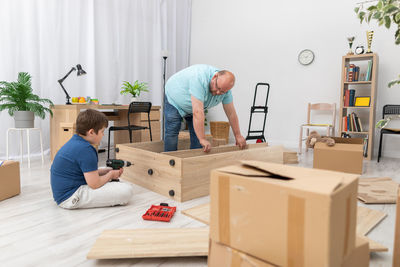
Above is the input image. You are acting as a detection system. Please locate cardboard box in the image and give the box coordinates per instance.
[210,161,359,267]
[208,240,276,267]
[0,161,20,201]
[342,236,369,267]
[314,137,364,174]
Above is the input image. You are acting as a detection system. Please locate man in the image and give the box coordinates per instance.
[164,64,246,152]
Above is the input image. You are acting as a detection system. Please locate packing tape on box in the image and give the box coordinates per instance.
[231,249,242,266]
[343,196,351,257]
[218,175,231,245]
[287,195,305,267]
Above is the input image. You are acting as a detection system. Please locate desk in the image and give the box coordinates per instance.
[50,104,161,159]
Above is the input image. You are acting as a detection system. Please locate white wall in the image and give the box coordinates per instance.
[190,0,400,159]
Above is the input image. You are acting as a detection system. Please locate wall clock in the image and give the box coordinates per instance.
[298,49,315,65]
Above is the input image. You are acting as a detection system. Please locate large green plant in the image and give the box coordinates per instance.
[355,0,400,87]
[0,72,53,118]
[120,80,149,98]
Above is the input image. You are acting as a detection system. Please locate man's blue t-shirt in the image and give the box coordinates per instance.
[50,134,98,204]
[165,64,233,117]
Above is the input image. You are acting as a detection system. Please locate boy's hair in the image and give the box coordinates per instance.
[76,109,108,135]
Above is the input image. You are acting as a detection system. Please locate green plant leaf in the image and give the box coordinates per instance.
[383,4,398,13]
[385,15,392,28]
[377,0,383,10]
[355,6,360,13]
[394,12,400,23]
[373,11,382,19]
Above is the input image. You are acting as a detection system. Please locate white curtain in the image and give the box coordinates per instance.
[0,0,192,159]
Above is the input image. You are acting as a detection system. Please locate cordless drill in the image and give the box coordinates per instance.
[106,159,132,169]
[106,159,132,182]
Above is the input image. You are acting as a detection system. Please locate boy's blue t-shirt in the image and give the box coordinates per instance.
[50,134,98,204]
[165,64,233,117]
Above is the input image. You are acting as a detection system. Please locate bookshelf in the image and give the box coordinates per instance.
[339,53,378,160]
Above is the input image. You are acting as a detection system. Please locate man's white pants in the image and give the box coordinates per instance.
[59,181,133,209]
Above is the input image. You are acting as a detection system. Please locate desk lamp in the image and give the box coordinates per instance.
[58,64,87,104]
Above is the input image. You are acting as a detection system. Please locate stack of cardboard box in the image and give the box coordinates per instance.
[208,161,369,267]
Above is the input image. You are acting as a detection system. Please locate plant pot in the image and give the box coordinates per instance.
[14,111,34,128]
[130,97,139,103]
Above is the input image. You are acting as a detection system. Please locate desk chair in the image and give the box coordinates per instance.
[377,105,400,162]
[107,102,152,159]
[298,103,336,154]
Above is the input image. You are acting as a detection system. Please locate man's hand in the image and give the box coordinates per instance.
[200,138,212,153]
[235,135,247,149]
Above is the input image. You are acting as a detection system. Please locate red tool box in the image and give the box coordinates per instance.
[142,203,176,222]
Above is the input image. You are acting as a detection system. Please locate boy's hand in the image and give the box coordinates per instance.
[109,169,121,180]
[118,167,124,177]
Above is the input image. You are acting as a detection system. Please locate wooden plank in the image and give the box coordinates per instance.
[162,142,268,158]
[181,203,210,225]
[358,177,399,204]
[87,228,209,259]
[117,143,183,201]
[394,186,400,266]
[366,237,389,252]
[357,206,387,236]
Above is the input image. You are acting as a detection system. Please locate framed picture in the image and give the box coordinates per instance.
[354,96,371,107]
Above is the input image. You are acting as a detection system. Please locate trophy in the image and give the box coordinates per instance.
[366,31,374,53]
[347,36,355,55]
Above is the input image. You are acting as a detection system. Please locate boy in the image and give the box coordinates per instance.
[51,109,133,209]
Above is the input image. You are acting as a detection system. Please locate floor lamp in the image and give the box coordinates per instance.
[161,50,169,140]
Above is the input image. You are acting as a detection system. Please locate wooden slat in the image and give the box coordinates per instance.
[357,206,387,236]
[181,203,210,225]
[358,177,399,204]
[87,228,209,259]
[161,143,268,158]
[117,143,183,201]
[366,237,389,252]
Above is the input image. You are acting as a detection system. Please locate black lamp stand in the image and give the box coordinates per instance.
[58,67,76,105]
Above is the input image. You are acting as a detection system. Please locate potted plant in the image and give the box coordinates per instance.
[0,72,54,128]
[120,80,149,102]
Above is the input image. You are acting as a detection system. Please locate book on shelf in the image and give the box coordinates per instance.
[349,89,355,106]
[343,113,363,132]
[344,89,350,106]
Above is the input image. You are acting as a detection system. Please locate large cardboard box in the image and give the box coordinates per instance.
[314,137,364,174]
[210,161,359,267]
[0,161,20,201]
[208,240,276,267]
[342,236,370,267]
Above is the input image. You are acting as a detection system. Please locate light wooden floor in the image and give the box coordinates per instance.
[0,150,399,267]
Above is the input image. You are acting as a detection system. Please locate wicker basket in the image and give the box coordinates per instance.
[210,121,230,143]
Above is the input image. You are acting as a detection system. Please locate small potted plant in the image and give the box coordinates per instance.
[0,72,54,128]
[120,80,149,102]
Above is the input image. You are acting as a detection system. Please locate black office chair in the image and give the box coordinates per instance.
[377,104,400,162]
[107,101,152,159]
